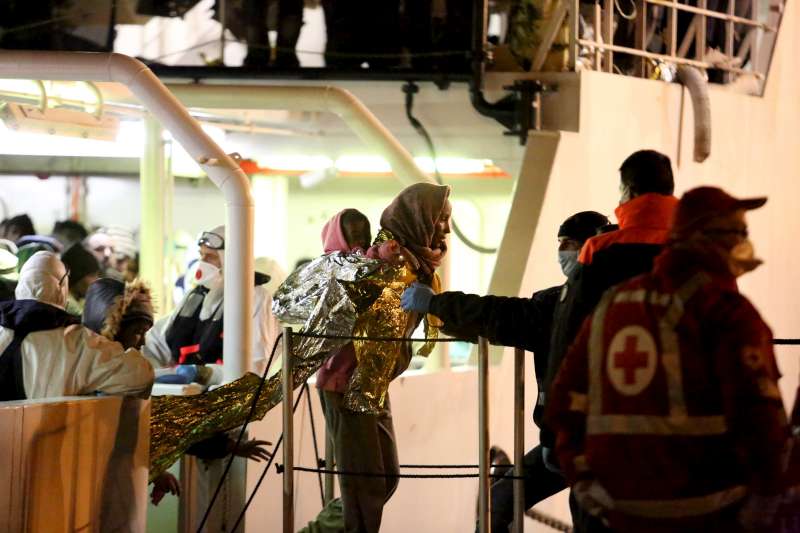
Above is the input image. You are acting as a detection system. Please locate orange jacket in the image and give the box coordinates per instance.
[579,194,678,265]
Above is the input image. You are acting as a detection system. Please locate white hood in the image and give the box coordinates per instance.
[15,251,69,309]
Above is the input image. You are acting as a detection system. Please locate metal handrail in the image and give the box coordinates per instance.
[645,0,775,30]
[576,39,765,78]
[281,330,531,531]
[529,0,785,92]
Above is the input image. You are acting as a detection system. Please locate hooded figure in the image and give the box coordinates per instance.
[143,224,280,376]
[61,243,101,314]
[0,251,153,400]
[83,278,154,350]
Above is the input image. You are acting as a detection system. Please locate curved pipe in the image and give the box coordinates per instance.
[166,84,437,186]
[676,65,712,163]
[0,51,255,380]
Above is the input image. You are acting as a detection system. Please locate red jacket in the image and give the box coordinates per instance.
[579,193,678,265]
[547,243,789,529]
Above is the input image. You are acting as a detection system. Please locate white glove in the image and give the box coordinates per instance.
[573,479,614,519]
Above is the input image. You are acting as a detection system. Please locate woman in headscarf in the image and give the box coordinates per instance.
[274,183,452,533]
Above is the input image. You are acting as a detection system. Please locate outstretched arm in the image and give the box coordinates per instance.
[403,283,558,353]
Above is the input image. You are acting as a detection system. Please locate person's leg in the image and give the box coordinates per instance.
[376,394,400,501]
[276,0,303,67]
[480,445,567,533]
[323,390,391,533]
[243,0,270,67]
[569,491,614,533]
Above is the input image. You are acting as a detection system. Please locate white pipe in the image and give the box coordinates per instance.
[0,51,254,381]
[166,84,436,187]
[676,65,712,163]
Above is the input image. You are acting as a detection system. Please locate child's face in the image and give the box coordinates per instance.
[116,318,152,350]
[343,218,371,250]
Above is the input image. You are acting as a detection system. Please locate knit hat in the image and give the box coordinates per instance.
[558,211,610,242]
[61,244,101,285]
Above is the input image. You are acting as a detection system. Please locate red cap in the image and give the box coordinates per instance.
[672,186,766,236]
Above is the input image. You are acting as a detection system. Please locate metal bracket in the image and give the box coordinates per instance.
[500,80,546,146]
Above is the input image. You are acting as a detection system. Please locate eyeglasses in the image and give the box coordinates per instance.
[198,231,225,250]
[58,268,70,287]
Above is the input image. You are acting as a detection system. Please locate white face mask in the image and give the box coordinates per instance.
[728,239,763,277]
[194,261,222,288]
[558,250,580,277]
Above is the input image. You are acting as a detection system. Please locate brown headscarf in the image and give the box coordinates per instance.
[378,183,451,278]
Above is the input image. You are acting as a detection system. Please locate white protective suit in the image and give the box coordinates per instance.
[1,251,154,399]
[143,227,280,375]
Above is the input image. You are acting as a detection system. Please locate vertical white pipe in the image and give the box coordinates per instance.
[0,51,255,381]
[512,347,525,533]
[140,115,169,317]
[478,336,491,533]
[282,326,294,533]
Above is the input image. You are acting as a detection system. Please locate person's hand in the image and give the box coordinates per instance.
[150,472,180,506]
[738,493,780,531]
[229,438,273,462]
[573,478,614,522]
[541,446,562,475]
[401,282,434,313]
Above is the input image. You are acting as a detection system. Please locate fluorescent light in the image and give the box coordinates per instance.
[334,155,392,173]
[0,119,140,157]
[256,155,334,171]
[414,157,490,175]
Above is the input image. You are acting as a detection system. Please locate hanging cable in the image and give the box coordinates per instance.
[402,81,498,254]
[196,333,284,533]
[615,0,638,21]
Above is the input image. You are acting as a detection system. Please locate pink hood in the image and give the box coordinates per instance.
[321,210,364,253]
[321,211,349,253]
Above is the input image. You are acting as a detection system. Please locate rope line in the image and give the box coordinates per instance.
[231,385,307,533]
[293,332,800,346]
[281,465,527,480]
[291,331,467,343]
[196,332,284,533]
[304,383,326,507]
[526,508,574,533]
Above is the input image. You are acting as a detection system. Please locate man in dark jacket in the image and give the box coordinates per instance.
[544,149,678,532]
[542,150,677,445]
[401,210,609,532]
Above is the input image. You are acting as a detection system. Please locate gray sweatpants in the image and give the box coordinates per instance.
[320,390,399,533]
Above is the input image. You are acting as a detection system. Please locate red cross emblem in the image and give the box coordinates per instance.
[606,326,657,395]
[614,336,650,384]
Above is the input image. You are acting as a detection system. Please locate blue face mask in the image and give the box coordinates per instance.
[558,250,579,277]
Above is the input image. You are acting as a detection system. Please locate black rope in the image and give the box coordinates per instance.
[231,386,307,533]
[774,339,800,345]
[196,333,283,533]
[402,81,498,255]
[399,463,484,469]
[304,383,326,507]
[292,331,466,343]
[283,465,527,480]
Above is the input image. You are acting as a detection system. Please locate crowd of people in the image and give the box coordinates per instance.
[0,149,797,532]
